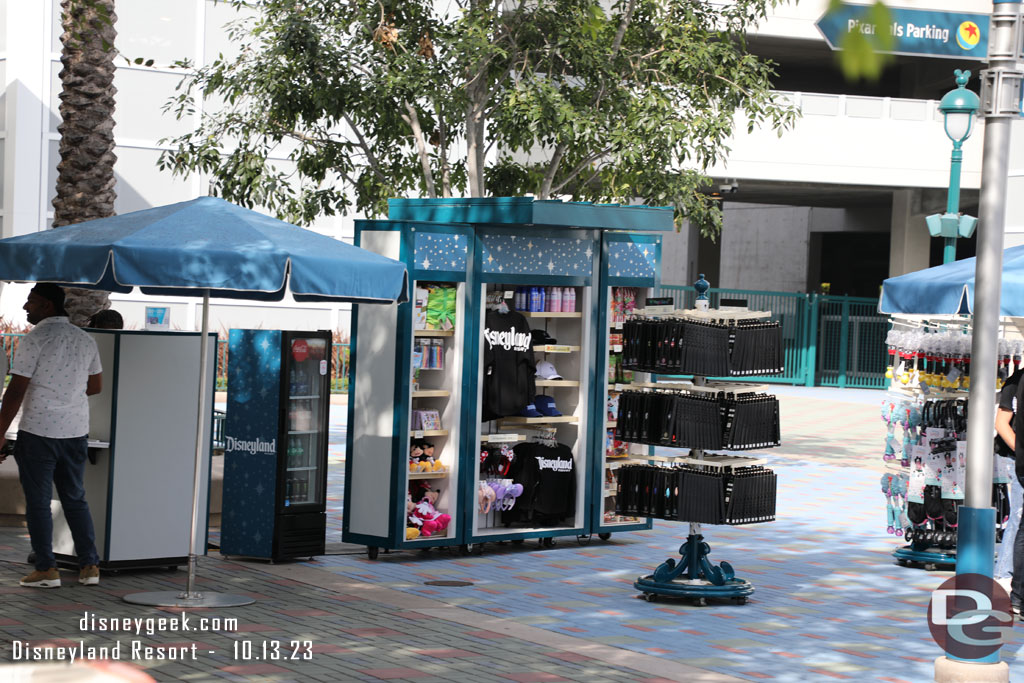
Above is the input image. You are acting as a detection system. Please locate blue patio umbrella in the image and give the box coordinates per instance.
[879,243,1024,315]
[0,196,408,608]
[0,195,408,303]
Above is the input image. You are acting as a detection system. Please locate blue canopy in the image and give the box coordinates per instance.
[879,244,1024,316]
[0,196,408,304]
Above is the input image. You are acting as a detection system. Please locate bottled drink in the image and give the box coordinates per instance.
[537,286,546,313]
[529,287,539,312]
[550,287,562,313]
[565,287,576,312]
[515,287,525,311]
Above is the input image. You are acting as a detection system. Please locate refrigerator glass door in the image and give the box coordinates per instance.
[282,335,329,509]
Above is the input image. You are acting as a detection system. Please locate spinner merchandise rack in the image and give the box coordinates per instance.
[881,315,1017,570]
[617,297,781,604]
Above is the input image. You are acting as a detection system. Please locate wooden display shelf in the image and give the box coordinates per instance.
[412,389,451,398]
[521,312,582,318]
[414,329,455,337]
[498,416,579,425]
[410,429,449,437]
[534,345,580,353]
[536,379,580,387]
[409,470,449,480]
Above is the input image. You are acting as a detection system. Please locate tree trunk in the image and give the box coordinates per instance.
[53,0,118,326]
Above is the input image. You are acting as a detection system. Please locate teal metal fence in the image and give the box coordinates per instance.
[815,295,890,389]
[653,285,888,389]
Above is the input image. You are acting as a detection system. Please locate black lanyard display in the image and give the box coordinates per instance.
[615,390,780,451]
[615,464,777,526]
[622,318,782,376]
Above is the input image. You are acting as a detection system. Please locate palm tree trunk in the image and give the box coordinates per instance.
[53,0,118,326]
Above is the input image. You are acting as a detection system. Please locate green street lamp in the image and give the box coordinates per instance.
[926,69,981,264]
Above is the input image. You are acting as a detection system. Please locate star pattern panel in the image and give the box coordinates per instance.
[608,241,657,279]
[480,234,594,276]
[414,232,469,272]
[222,329,283,557]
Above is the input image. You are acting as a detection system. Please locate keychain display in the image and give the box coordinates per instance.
[615,390,780,451]
[880,388,1011,560]
[884,325,1023,390]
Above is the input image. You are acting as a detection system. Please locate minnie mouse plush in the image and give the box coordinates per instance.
[408,488,451,537]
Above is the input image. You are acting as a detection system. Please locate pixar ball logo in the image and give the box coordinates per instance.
[957,21,981,50]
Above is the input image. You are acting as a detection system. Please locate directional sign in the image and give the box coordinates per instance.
[816,3,989,60]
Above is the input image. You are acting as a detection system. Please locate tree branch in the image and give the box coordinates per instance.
[342,113,388,182]
[551,146,615,195]
[401,102,437,198]
[542,0,637,197]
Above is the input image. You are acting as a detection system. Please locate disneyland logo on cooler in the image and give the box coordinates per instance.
[225,436,277,455]
[536,456,572,472]
[484,326,531,352]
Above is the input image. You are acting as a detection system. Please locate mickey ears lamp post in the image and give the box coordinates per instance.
[926,69,981,264]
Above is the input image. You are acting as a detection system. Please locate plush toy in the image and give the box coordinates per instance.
[408,489,451,537]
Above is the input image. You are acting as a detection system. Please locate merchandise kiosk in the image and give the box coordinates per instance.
[344,198,670,556]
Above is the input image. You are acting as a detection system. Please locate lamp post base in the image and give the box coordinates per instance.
[935,656,1008,683]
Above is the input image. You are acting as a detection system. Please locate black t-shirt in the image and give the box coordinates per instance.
[998,368,1024,481]
[503,442,576,524]
[482,309,536,421]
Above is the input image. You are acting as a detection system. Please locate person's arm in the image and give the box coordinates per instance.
[0,374,30,460]
[996,406,1015,452]
[86,372,102,396]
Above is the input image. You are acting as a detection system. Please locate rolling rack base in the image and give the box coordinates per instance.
[893,545,956,570]
[634,534,754,605]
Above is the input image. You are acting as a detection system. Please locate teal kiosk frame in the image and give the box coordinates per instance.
[344,198,669,558]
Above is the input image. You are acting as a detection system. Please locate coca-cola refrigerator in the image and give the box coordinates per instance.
[220,329,332,560]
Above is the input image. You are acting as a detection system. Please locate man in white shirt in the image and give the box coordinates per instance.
[0,283,103,588]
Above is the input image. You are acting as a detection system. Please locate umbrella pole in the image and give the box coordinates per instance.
[184,291,212,596]
[123,291,253,608]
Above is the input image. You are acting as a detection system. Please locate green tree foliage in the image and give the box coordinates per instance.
[830,0,895,81]
[160,0,797,235]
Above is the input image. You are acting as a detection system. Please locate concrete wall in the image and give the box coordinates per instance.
[719,204,810,292]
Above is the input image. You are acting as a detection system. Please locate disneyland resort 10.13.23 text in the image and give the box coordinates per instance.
[8,611,313,663]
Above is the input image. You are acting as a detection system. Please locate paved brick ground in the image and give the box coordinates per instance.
[1,387,1021,682]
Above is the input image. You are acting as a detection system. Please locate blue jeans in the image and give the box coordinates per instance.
[1013,479,1024,607]
[996,474,1022,579]
[14,431,99,570]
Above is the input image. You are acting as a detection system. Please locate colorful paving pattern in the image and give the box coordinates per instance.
[2,387,1021,682]
[312,387,1024,682]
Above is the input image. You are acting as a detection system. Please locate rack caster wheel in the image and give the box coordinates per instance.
[576,534,592,546]
[541,537,555,548]
[598,533,612,541]
[897,558,909,567]
[643,593,657,602]
[924,563,938,571]
[460,544,483,556]
[733,596,747,605]
[367,546,379,560]
[693,597,707,607]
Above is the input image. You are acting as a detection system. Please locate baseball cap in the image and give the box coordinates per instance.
[535,360,563,380]
[531,329,557,347]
